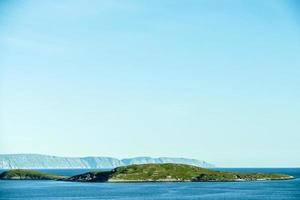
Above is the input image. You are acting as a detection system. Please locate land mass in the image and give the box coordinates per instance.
[0,164,294,182]
[0,169,64,180]
[0,154,214,169]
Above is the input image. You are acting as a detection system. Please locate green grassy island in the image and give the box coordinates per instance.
[0,169,64,180]
[0,164,294,182]
[67,163,294,182]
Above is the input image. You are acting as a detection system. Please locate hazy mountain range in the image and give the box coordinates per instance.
[0,154,214,169]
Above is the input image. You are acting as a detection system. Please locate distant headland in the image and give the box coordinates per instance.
[0,154,214,169]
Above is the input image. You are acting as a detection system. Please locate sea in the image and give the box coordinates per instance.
[0,168,299,200]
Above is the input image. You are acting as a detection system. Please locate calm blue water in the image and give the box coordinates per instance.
[0,168,299,200]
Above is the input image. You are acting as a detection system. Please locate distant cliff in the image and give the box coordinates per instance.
[0,154,215,169]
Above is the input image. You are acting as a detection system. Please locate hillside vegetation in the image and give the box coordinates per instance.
[0,169,64,180]
[67,163,293,182]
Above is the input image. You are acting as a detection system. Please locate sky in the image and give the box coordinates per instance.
[0,0,300,167]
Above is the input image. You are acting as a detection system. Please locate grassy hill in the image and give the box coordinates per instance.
[0,169,64,180]
[1,164,293,182]
[67,163,294,182]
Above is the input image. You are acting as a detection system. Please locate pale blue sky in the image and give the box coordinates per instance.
[1,0,300,167]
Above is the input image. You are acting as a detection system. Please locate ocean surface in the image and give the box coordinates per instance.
[0,168,299,200]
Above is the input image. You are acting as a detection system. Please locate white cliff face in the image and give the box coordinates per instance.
[0,154,215,169]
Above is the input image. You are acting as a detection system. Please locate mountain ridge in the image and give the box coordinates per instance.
[0,154,215,169]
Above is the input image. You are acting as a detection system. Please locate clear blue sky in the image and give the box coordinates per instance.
[1,0,300,167]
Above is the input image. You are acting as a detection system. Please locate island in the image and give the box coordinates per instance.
[0,163,294,182]
[0,169,64,180]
